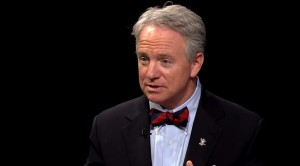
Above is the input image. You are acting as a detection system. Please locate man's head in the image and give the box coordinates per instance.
[132,4,206,109]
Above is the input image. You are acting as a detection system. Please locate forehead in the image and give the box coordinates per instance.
[138,25,186,52]
[139,25,183,41]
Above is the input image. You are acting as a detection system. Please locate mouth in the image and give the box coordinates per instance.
[145,83,159,88]
[145,83,163,92]
[147,84,159,88]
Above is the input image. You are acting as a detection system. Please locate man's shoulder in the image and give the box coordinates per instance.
[95,95,148,118]
[203,90,262,121]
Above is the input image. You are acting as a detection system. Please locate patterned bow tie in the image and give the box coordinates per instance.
[149,106,189,128]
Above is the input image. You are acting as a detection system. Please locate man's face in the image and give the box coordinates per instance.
[137,25,201,109]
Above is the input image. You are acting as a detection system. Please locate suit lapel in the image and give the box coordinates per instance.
[184,91,224,166]
[121,97,152,166]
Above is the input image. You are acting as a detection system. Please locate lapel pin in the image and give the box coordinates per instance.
[199,138,206,146]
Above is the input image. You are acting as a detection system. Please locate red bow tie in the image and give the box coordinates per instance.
[149,106,189,128]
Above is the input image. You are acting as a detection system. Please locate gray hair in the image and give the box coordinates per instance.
[131,4,206,63]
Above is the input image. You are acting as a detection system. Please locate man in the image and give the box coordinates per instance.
[85,4,266,166]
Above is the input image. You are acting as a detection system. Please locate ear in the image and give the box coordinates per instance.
[190,52,204,77]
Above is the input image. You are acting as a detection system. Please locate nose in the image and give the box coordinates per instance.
[146,62,160,80]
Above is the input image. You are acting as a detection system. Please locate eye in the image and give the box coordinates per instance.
[162,59,171,64]
[161,58,172,66]
[139,56,149,65]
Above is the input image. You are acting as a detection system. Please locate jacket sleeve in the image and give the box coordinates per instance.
[243,118,268,166]
[84,116,105,166]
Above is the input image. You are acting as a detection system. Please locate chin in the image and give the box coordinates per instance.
[146,94,161,102]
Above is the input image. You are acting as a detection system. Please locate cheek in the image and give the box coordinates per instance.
[138,65,151,76]
[138,70,147,85]
[138,68,146,78]
[138,75,144,88]
[167,68,189,83]
[167,67,185,77]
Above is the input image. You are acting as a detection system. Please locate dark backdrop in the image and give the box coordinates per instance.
[16,0,295,165]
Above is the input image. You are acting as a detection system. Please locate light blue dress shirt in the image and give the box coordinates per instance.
[149,77,201,166]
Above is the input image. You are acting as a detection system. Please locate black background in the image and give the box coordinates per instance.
[8,0,296,165]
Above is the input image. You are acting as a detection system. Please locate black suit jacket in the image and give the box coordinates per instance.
[85,90,266,166]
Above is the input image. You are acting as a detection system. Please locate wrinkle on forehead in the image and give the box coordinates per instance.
[138,25,186,54]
